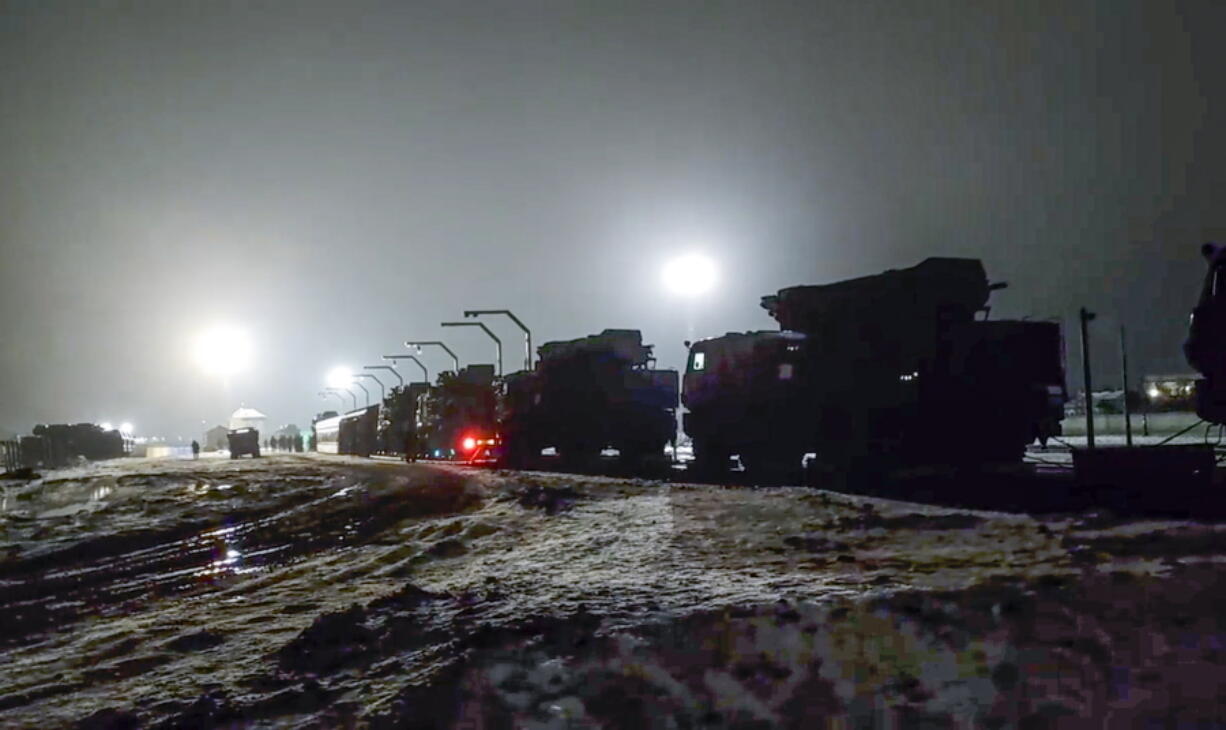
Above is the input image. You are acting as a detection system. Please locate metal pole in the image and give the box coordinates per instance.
[356,373,385,402]
[383,354,429,383]
[1080,307,1096,450]
[464,309,533,371]
[404,341,459,373]
[319,391,344,409]
[352,380,371,407]
[441,321,503,376]
[326,387,357,411]
[364,365,403,387]
[1120,324,1133,447]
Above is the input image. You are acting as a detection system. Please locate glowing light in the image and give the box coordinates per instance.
[194,325,253,377]
[662,253,717,297]
[326,366,354,389]
[462,436,477,451]
[100,422,114,431]
[119,422,133,434]
[1147,386,1161,399]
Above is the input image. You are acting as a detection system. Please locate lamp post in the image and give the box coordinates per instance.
[441,321,502,376]
[364,365,403,388]
[355,373,385,402]
[352,380,371,407]
[1079,307,1097,450]
[464,309,532,371]
[383,354,429,383]
[326,387,357,411]
[319,391,344,410]
[404,341,459,373]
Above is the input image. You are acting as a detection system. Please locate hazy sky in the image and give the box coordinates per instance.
[1,0,1223,439]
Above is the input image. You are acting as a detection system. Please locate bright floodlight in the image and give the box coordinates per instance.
[119,422,133,434]
[662,253,717,297]
[326,366,354,389]
[194,325,253,377]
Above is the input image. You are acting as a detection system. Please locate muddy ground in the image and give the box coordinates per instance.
[1,454,1224,728]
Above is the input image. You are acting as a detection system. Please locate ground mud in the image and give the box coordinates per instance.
[1,455,1223,727]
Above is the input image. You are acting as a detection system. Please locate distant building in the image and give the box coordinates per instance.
[203,425,229,451]
[1065,390,1127,416]
[229,407,267,432]
[1142,374,1197,412]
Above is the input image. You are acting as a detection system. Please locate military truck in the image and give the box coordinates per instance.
[682,258,1066,479]
[500,329,679,466]
[1186,242,1226,423]
[227,427,261,458]
[414,365,500,461]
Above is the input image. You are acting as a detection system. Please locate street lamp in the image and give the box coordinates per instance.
[319,391,345,409]
[463,309,533,371]
[354,373,384,402]
[662,253,717,297]
[351,379,371,407]
[404,341,459,373]
[364,365,403,387]
[326,366,354,389]
[441,321,502,375]
[383,354,429,383]
[325,387,357,411]
[193,325,253,378]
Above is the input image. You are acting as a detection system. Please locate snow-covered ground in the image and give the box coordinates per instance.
[1,455,1224,727]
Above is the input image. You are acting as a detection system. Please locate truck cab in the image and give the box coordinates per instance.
[227,428,261,458]
[682,330,809,473]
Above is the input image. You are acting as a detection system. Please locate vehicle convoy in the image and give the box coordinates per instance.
[499,329,679,466]
[227,427,261,458]
[682,257,1067,479]
[378,382,429,456]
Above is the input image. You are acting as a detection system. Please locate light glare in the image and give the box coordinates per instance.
[194,325,253,377]
[662,253,717,297]
[326,366,354,389]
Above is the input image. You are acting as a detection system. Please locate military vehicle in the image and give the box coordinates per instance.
[683,258,1066,479]
[227,427,261,458]
[414,365,500,461]
[1185,242,1226,423]
[500,329,679,466]
[376,382,429,457]
[29,419,125,466]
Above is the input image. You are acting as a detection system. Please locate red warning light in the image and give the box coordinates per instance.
[462,436,477,451]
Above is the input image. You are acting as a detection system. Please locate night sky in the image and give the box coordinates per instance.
[2,1,1223,439]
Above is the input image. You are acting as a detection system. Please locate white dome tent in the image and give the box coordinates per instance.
[228,407,267,432]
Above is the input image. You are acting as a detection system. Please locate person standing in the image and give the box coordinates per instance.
[190,440,200,460]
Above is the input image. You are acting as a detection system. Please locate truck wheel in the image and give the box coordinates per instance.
[739,448,801,485]
[690,440,730,479]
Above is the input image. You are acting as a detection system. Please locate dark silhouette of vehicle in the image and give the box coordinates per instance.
[227,428,261,458]
[414,365,500,462]
[683,258,1066,480]
[373,383,429,459]
[24,423,125,467]
[500,329,678,467]
[1186,242,1226,424]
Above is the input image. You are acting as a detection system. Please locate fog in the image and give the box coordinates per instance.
[1,0,1222,439]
